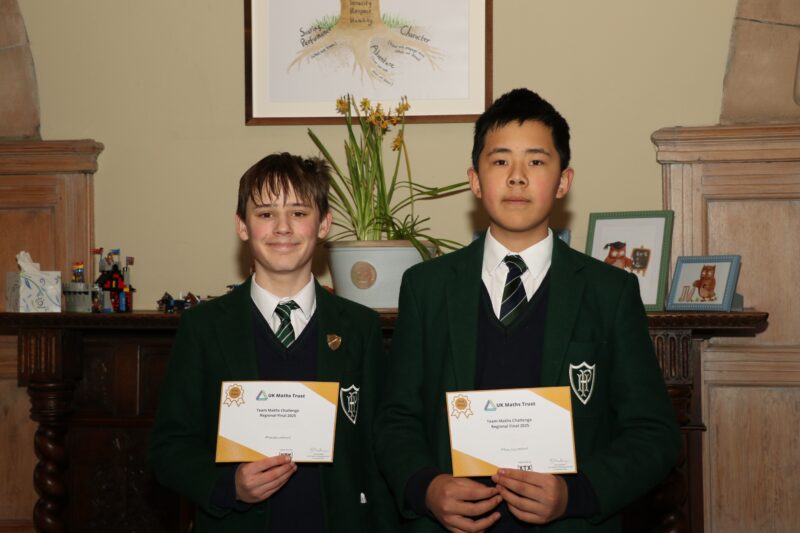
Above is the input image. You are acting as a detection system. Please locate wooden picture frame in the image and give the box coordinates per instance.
[666,255,742,311]
[585,210,674,311]
[245,0,493,124]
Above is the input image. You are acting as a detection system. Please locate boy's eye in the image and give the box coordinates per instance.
[492,159,508,166]
[257,211,272,218]
[529,160,544,166]
[292,211,308,217]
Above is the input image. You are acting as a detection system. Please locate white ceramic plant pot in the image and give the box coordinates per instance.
[326,240,433,310]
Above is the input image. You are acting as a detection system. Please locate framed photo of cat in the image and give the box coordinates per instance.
[665,255,742,311]
[585,210,674,311]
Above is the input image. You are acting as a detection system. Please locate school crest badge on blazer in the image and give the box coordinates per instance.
[340,384,360,424]
[569,362,595,405]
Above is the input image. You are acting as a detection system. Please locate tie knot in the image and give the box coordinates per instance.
[275,300,299,320]
[504,255,527,274]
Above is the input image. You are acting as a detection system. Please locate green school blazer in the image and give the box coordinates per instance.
[148,279,398,532]
[374,233,680,532]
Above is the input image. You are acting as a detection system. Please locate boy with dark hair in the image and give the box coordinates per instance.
[374,89,680,532]
[149,152,396,532]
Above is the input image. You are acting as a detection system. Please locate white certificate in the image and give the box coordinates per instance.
[446,387,576,477]
[216,381,339,463]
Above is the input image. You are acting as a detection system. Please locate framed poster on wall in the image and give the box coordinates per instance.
[245,0,493,124]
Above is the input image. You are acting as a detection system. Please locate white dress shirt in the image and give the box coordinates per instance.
[249,274,316,338]
[481,228,554,318]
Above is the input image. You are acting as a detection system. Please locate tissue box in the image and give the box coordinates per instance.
[6,271,62,312]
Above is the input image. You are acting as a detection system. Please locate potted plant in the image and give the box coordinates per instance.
[308,95,467,309]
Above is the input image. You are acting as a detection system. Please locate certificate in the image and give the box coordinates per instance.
[446,387,576,477]
[216,381,339,463]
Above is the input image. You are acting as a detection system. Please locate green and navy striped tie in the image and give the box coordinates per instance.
[275,300,300,347]
[499,255,528,325]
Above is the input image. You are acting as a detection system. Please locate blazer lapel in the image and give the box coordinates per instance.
[313,282,346,387]
[446,235,485,390]
[215,279,259,379]
[541,238,585,385]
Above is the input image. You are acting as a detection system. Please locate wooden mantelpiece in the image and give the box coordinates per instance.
[0,310,768,532]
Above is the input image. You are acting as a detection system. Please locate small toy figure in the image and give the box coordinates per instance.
[71,262,85,283]
[123,256,134,286]
[693,265,717,301]
[604,241,633,270]
[157,292,176,313]
[183,292,200,309]
[92,247,106,272]
[92,247,135,312]
[630,246,651,276]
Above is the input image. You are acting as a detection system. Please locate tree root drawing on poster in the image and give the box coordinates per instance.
[288,0,442,85]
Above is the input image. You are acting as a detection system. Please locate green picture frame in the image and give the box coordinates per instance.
[585,210,674,311]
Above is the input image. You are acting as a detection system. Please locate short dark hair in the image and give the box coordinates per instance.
[471,88,571,172]
[236,152,331,219]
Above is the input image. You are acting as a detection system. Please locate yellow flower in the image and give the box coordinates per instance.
[359,98,371,113]
[396,96,410,115]
[335,97,350,115]
[367,111,379,125]
[391,132,404,151]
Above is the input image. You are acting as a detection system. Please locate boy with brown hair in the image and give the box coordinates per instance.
[374,89,679,532]
[149,152,396,532]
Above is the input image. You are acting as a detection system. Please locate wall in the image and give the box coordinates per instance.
[17,0,738,307]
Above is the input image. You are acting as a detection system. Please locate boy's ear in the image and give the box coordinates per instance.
[235,214,249,242]
[468,167,482,199]
[317,211,333,240]
[556,168,574,199]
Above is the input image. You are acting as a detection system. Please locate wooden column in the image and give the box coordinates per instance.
[0,139,102,531]
[653,124,800,532]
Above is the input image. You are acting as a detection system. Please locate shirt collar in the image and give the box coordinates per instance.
[249,274,316,321]
[483,227,554,277]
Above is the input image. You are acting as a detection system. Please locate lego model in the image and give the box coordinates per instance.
[91,247,136,312]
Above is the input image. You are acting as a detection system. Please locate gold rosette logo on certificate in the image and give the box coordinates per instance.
[224,384,245,407]
[450,394,473,419]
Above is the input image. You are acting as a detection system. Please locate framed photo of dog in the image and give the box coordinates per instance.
[665,255,742,311]
[585,210,674,311]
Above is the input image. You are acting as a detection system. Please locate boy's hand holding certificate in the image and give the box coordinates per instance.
[216,381,339,463]
[446,386,576,476]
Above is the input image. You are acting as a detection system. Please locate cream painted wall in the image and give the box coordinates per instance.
[18,0,738,308]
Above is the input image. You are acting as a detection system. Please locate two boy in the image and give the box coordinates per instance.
[150,88,679,532]
[149,153,395,531]
[373,89,680,532]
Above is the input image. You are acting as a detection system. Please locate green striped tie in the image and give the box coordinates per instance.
[499,255,528,325]
[275,300,300,347]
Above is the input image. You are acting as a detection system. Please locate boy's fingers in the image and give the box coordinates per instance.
[494,473,536,499]
[506,502,544,525]
[497,484,543,513]
[495,468,544,485]
[254,461,297,484]
[249,454,292,471]
[447,511,500,533]
[455,495,502,517]
[239,455,292,478]
[256,464,297,498]
[450,478,499,501]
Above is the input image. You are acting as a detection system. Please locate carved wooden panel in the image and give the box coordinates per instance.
[653,124,799,532]
[708,385,800,532]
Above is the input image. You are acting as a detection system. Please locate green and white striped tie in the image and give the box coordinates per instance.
[274,300,300,347]
[499,255,528,325]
